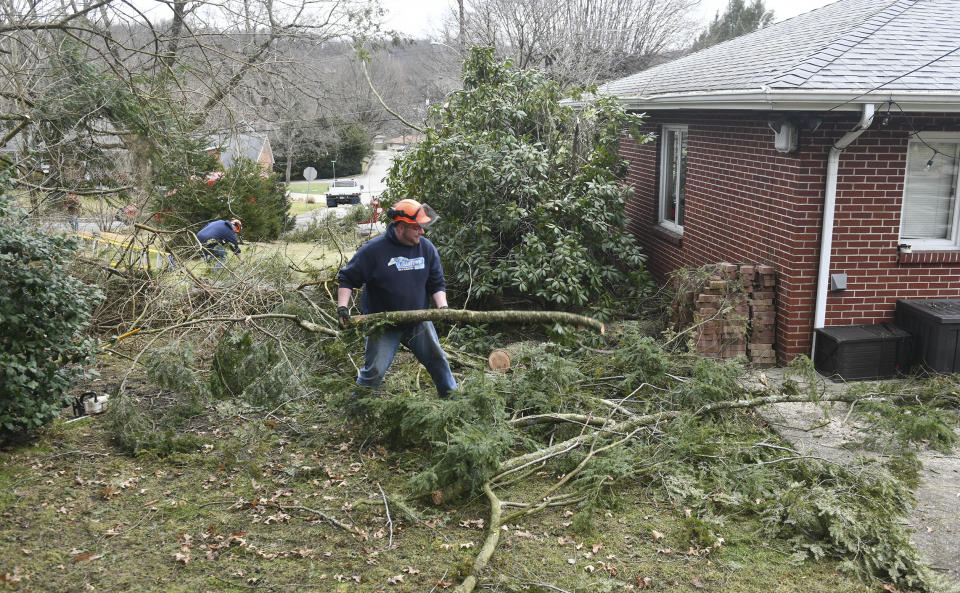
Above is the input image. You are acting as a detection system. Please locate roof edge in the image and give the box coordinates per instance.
[567,90,960,112]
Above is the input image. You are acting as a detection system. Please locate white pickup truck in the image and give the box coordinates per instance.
[326,179,364,207]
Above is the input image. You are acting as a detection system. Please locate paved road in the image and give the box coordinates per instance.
[292,149,395,230]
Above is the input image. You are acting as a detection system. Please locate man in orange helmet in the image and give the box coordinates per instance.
[196,218,243,268]
[336,198,457,399]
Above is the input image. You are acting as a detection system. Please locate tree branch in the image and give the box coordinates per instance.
[352,309,604,334]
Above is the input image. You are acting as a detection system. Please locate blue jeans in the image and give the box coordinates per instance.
[357,321,457,397]
[202,242,226,268]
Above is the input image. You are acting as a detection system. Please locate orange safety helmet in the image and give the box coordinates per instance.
[386,199,438,228]
[229,218,242,232]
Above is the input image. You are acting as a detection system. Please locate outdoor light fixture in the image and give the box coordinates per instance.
[768,120,798,153]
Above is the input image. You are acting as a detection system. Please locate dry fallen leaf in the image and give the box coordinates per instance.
[651,530,664,541]
[386,574,405,585]
[0,568,24,584]
[403,567,420,574]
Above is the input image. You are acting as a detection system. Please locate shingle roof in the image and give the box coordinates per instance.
[207,132,269,168]
[599,0,960,109]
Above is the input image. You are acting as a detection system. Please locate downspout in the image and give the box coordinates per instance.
[811,103,876,357]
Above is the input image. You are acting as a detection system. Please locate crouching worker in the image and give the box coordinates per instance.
[196,218,243,268]
[337,199,457,399]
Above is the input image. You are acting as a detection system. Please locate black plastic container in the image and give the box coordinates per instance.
[814,324,913,381]
[895,299,960,373]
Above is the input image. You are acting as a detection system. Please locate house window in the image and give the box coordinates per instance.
[900,134,960,249]
[659,125,687,233]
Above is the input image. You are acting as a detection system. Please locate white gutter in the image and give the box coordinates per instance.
[811,103,876,356]
[565,90,960,113]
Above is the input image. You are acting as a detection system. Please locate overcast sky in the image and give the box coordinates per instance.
[382,0,840,38]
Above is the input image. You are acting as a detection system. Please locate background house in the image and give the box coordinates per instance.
[592,0,960,363]
[206,131,274,171]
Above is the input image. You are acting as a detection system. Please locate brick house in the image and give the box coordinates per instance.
[591,0,960,362]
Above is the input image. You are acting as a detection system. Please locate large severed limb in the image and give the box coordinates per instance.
[353,308,604,334]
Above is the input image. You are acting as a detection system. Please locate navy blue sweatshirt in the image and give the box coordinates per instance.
[196,220,240,254]
[337,224,446,314]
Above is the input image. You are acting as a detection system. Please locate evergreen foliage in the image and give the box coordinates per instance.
[692,0,774,51]
[0,189,102,436]
[28,40,217,191]
[155,159,291,241]
[381,47,654,314]
[208,330,302,406]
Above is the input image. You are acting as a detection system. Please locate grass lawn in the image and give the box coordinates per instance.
[0,370,876,593]
[286,181,330,195]
[246,239,355,271]
[287,201,328,216]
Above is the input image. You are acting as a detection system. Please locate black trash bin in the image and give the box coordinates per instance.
[814,323,913,381]
[895,299,960,373]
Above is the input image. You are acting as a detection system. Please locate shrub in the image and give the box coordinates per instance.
[0,188,102,437]
[382,47,654,314]
[154,159,291,241]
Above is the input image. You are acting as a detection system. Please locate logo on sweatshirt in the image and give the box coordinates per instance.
[387,256,425,271]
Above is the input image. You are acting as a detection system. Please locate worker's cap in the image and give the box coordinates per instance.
[229,218,242,232]
[386,199,438,228]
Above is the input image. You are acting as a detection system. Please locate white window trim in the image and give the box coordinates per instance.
[659,124,688,234]
[899,132,960,251]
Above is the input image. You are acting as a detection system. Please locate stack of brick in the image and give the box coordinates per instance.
[676,262,777,366]
[747,265,777,366]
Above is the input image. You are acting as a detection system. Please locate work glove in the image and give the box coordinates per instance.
[337,306,351,329]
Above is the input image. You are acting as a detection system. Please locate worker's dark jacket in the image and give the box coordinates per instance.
[337,223,445,314]
[196,220,240,254]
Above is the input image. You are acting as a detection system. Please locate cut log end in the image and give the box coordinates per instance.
[487,349,511,372]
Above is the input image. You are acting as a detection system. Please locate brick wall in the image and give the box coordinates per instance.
[621,110,960,362]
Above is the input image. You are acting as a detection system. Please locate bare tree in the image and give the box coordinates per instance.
[0,0,384,201]
[455,0,702,85]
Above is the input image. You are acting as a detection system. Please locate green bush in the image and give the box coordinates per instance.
[154,159,291,241]
[381,47,654,313]
[0,189,102,436]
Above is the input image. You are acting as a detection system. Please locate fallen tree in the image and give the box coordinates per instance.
[456,391,907,593]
